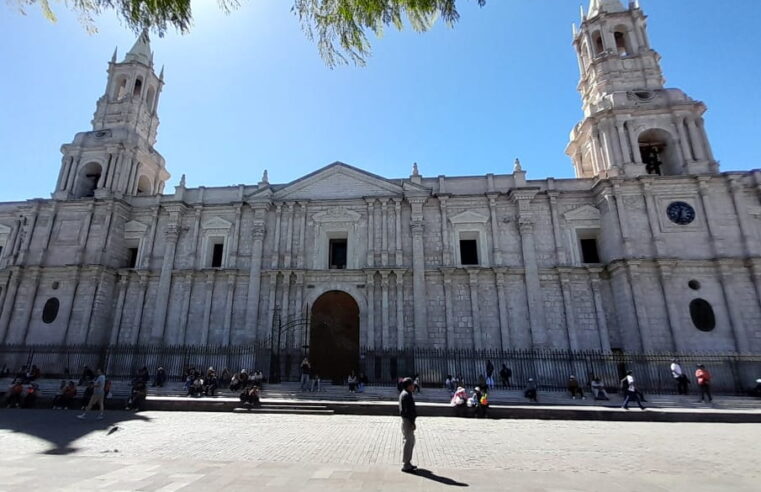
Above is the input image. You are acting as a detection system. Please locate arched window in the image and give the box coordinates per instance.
[614,31,630,56]
[638,129,681,176]
[592,31,604,55]
[133,77,143,97]
[136,175,153,195]
[74,162,103,198]
[114,76,129,100]
[146,86,156,111]
[42,298,60,324]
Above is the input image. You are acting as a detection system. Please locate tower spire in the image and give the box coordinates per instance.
[124,30,153,66]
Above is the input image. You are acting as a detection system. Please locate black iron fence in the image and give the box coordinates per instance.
[2,344,760,395]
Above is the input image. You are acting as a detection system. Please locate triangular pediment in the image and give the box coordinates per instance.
[273,162,405,200]
[202,216,233,229]
[563,205,600,221]
[124,220,148,233]
[450,210,489,224]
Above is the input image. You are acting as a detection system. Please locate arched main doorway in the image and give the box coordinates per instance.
[310,290,360,383]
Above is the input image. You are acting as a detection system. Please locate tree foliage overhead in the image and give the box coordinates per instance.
[11,0,486,67]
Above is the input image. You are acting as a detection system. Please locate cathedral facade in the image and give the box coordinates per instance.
[1,0,760,371]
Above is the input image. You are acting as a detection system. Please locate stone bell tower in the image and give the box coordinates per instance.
[53,31,170,200]
[565,0,718,178]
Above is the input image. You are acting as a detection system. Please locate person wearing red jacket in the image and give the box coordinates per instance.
[695,364,713,403]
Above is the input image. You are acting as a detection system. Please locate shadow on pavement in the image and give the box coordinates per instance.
[0,408,152,455]
[413,468,468,487]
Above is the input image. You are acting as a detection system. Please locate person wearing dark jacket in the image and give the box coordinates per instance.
[399,377,418,473]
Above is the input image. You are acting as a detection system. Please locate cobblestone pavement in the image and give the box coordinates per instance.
[1,409,759,491]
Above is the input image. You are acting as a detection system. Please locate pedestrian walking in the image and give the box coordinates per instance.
[500,364,512,388]
[695,364,713,403]
[620,370,645,410]
[399,377,418,473]
[670,358,689,395]
[78,369,106,420]
[299,358,311,391]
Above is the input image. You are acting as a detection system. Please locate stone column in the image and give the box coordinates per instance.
[547,191,566,264]
[298,202,308,268]
[20,268,42,345]
[380,198,389,266]
[641,181,665,256]
[229,204,243,267]
[265,274,278,342]
[518,220,547,347]
[109,273,129,345]
[590,131,603,174]
[718,261,750,353]
[200,271,215,345]
[494,269,511,350]
[178,273,193,345]
[271,203,282,268]
[140,207,160,269]
[697,118,715,161]
[293,271,305,349]
[0,271,20,343]
[438,196,450,265]
[151,222,180,343]
[408,197,428,346]
[728,176,756,256]
[365,199,375,267]
[611,183,633,257]
[676,117,694,161]
[245,207,267,339]
[366,271,376,348]
[394,198,403,266]
[487,194,502,266]
[558,270,579,351]
[221,272,236,346]
[395,270,405,349]
[468,270,482,350]
[380,270,390,348]
[191,207,202,269]
[284,202,295,268]
[588,268,611,352]
[442,269,456,350]
[280,273,291,348]
[627,263,652,352]
[627,125,643,164]
[687,117,707,161]
[131,272,149,344]
[657,260,682,352]
[616,122,631,163]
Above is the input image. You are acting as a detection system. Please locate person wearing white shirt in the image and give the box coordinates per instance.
[670,358,689,395]
[78,369,106,420]
[620,371,645,410]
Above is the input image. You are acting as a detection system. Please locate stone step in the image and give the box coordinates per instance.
[232,407,335,415]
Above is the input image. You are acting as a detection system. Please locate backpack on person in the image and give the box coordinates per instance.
[480,394,489,406]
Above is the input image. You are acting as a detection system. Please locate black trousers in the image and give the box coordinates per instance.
[698,384,712,402]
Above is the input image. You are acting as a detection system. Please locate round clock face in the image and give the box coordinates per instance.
[667,201,696,225]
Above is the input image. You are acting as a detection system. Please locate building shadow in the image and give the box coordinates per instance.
[412,469,469,487]
[0,408,152,455]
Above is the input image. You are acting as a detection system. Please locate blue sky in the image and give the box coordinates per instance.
[1,0,759,201]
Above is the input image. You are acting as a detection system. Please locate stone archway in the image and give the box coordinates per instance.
[310,290,360,383]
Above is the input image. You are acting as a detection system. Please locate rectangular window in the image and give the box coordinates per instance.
[329,238,347,269]
[580,238,600,264]
[127,247,139,268]
[211,242,224,268]
[459,239,479,265]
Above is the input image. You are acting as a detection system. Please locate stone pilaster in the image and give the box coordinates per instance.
[395,270,405,349]
[221,272,236,346]
[380,270,390,348]
[656,260,681,352]
[365,198,375,267]
[380,198,389,267]
[487,194,502,266]
[245,203,268,340]
[271,203,282,268]
[587,267,611,352]
[441,268,456,350]
[284,201,295,268]
[407,195,428,346]
[0,269,20,343]
[178,272,193,345]
[131,271,149,344]
[394,198,403,266]
[558,269,578,351]
[718,260,750,353]
[109,272,129,345]
[438,196,450,265]
[494,269,511,350]
[200,271,215,345]
[366,270,376,348]
[151,214,182,343]
[468,269,482,350]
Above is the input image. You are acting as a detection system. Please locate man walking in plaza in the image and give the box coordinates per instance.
[399,377,418,473]
[78,368,106,420]
[620,370,645,410]
[695,364,713,403]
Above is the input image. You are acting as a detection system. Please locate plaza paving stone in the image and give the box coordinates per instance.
[0,409,759,491]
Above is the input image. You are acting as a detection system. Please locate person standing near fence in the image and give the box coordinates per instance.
[695,364,713,403]
[78,369,106,420]
[299,358,311,391]
[670,359,689,395]
[399,377,418,473]
[620,370,645,411]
